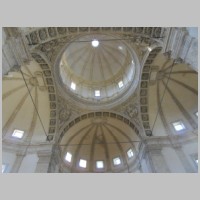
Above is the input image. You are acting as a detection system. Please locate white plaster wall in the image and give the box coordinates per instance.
[186,27,198,39]
[161,147,185,173]
[151,152,170,173]
[2,151,16,173]
[185,39,198,70]
[182,142,198,172]
[148,83,168,137]
[18,154,39,173]
[141,158,150,173]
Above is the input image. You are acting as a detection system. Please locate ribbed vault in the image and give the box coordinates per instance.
[147,54,198,136]
[58,113,141,173]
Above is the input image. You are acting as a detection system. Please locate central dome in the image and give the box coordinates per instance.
[57,33,140,109]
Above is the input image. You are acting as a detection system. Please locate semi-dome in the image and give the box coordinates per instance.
[56,33,140,110]
[59,113,141,173]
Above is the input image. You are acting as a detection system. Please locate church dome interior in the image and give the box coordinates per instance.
[2,27,198,173]
[57,33,139,109]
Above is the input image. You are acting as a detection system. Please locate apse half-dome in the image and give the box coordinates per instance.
[58,113,141,173]
[56,33,140,110]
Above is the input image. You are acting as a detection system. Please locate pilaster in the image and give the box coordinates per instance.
[2,27,32,76]
[10,153,25,173]
[164,27,198,72]
[174,146,195,173]
[147,146,170,173]
[35,151,52,173]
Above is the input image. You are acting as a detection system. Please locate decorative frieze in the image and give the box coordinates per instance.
[25,27,166,48]
[139,47,162,136]
[58,111,141,143]
[31,52,57,141]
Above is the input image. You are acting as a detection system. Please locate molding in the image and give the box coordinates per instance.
[58,111,141,143]
[30,51,57,141]
[25,27,166,48]
[143,132,197,147]
[139,47,162,136]
[2,140,54,154]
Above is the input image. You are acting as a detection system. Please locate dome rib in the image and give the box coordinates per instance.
[56,33,139,109]
[96,51,106,82]
[103,124,128,169]
[89,126,98,171]
[71,125,96,170]
[100,125,112,171]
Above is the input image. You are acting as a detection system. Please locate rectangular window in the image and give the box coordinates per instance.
[95,90,100,97]
[12,129,24,139]
[172,121,186,131]
[127,149,134,158]
[71,82,76,90]
[96,161,104,169]
[118,81,124,88]
[65,152,72,162]
[113,157,121,166]
[79,159,87,168]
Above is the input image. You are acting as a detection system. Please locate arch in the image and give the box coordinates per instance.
[58,111,142,143]
[139,46,163,136]
[57,111,142,173]
[31,50,57,141]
